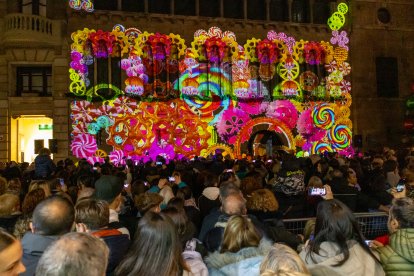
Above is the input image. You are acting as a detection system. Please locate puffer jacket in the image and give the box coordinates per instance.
[377,228,414,276]
[204,238,273,276]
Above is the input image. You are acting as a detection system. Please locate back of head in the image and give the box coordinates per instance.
[0,194,20,217]
[36,232,109,276]
[390,197,414,229]
[134,192,163,214]
[309,199,368,266]
[38,148,51,156]
[115,212,186,276]
[260,243,310,276]
[222,193,246,216]
[32,196,74,236]
[75,199,109,230]
[221,215,261,253]
[219,181,240,200]
[246,189,278,212]
[22,188,46,215]
[94,175,123,204]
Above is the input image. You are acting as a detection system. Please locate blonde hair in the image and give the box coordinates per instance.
[221,215,261,253]
[246,189,279,212]
[260,243,310,276]
[29,180,51,197]
[0,194,20,216]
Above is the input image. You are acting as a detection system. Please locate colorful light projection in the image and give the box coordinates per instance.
[69,22,353,164]
[69,0,94,12]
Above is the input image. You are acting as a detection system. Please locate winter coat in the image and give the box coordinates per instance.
[204,238,273,276]
[34,155,56,179]
[183,239,209,276]
[21,232,59,276]
[198,187,221,219]
[299,240,385,276]
[376,228,414,276]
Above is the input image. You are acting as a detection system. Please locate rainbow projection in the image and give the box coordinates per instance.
[69,23,352,165]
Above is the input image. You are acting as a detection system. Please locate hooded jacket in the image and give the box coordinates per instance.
[204,238,273,276]
[299,240,385,276]
[376,228,414,276]
[21,232,59,276]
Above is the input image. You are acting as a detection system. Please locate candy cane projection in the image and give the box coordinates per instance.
[69,4,353,162]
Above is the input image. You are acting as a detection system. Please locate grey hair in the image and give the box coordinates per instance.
[390,197,414,228]
[36,232,109,276]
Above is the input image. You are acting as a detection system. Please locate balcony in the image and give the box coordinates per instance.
[1,14,63,48]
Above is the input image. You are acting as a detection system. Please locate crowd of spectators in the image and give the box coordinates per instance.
[0,146,413,275]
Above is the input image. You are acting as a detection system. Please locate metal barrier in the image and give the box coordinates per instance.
[283,212,389,240]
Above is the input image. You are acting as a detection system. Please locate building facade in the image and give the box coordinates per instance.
[0,0,412,162]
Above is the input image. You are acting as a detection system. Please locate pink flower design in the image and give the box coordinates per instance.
[330,31,349,51]
[216,108,250,142]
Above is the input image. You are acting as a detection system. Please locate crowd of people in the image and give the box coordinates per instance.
[0,146,414,276]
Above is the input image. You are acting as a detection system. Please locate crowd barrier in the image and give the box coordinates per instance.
[283,212,389,240]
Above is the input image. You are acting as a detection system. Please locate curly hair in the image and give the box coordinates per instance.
[246,189,279,212]
[22,188,46,215]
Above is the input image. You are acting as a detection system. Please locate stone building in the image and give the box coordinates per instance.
[0,0,412,162]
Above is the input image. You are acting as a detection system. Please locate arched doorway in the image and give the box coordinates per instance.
[247,130,284,156]
[234,117,295,157]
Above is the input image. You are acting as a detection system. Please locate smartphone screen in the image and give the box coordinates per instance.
[58,178,64,186]
[396,183,405,192]
[308,187,326,196]
[156,162,162,166]
[169,177,176,182]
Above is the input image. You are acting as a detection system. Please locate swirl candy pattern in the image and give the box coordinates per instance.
[312,104,335,130]
[311,141,333,154]
[71,134,98,159]
[328,124,352,149]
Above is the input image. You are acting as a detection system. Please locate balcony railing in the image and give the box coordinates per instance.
[1,14,62,47]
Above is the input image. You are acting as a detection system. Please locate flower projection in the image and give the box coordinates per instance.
[69,22,353,162]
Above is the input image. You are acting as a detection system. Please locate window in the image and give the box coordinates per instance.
[247,0,266,20]
[223,0,243,19]
[122,0,145,12]
[376,57,399,98]
[21,0,47,16]
[313,0,331,24]
[16,66,52,96]
[175,0,196,16]
[93,0,117,11]
[269,0,288,22]
[199,0,220,17]
[149,0,170,14]
[291,0,309,23]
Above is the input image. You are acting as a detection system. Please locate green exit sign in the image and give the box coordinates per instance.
[39,124,53,130]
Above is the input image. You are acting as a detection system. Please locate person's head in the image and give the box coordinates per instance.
[38,148,51,156]
[135,192,163,214]
[172,171,182,184]
[162,206,194,247]
[240,175,262,196]
[222,193,246,216]
[219,170,237,185]
[0,229,25,275]
[260,243,310,276]
[75,199,109,231]
[21,188,46,215]
[0,194,20,217]
[29,180,51,197]
[383,159,398,173]
[307,176,323,188]
[6,179,21,195]
[131,180,149,197]
[346,168,358,186]
[176,186,193,200]
[77,174,95,189]
[219,181,241,201]
[308,199,376,266]
[166,197,185,210]
[115,212,188,276]
[31,196,74,236]
[246,189,278,212]
[388,197,414,234]
[203,173,218,187]
[221,215,261,253]
[36,232,109,276]
[94,175,123,210]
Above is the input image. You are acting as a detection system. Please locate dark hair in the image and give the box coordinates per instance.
[77,174,95,189]
[219,170,236,184]
[162,207,195,248]
[75,199,109,230]
[383,159,398,173]
[308,199,379,266]
[390,197,414,228]
[115,212,188,276]
[167,197,185,210]
[203,173,218,187]
[176,186,192,200]
[0,228,16,252]
[32,196,75,236]
[219,181,240,200]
